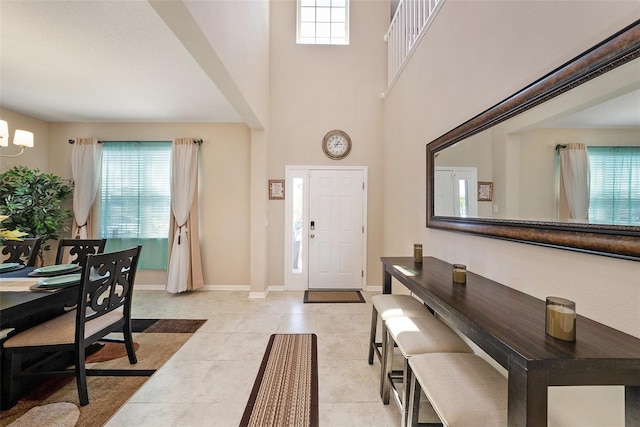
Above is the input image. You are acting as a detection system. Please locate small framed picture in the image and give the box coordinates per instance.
[478,182,493,201]
[269,180,285,200]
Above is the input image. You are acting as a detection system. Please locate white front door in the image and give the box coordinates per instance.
[434,167,478,217]
[308,169,364,289]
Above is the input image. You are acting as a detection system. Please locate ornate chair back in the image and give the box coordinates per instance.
[78,245,141,337]
[55,238,107,267]
[0,238,42,266]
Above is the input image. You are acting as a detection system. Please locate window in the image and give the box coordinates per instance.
[588,146,640,225]
[297,0,349,45]
[100,141,172,269]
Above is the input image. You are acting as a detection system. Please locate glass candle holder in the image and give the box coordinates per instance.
[452,264,466,284]
[545,297,576,341]
[413,244,423,264]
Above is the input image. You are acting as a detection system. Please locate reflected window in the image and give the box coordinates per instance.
[458,180,469,217]
[588,146,640,225]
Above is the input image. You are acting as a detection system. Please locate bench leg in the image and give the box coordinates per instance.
[381,327,393,404]
[402,358,412,427]
[408,366,421,427]
[368,306,378,365]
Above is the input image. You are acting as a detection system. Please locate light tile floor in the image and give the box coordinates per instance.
[105,289,426,427]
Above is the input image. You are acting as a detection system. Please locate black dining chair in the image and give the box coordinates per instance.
[0,237,42,266]
[55,238,107,267]
[1,245,142,407]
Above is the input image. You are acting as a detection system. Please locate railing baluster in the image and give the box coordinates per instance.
[386,0,445,89]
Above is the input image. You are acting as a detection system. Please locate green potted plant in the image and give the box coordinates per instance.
[0,166,74,265]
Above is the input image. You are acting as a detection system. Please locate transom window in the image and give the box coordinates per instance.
[297,0,349,45]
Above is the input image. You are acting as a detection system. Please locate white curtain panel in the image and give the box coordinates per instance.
[559,143,590,220]
[71,138,103,239]
[166,138,198,293]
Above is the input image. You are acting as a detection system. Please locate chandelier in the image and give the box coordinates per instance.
[0,120,34,158]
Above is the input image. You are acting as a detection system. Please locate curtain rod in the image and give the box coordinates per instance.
[68,139,203,145]
[555,144,567,150]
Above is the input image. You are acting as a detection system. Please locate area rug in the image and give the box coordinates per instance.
[303,290,365,303]
[0,318,206,427]
[240,334,318,427]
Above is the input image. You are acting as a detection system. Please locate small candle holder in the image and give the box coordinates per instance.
[545,297,576,341]
[413,244,423,264]
[452,264,466,284]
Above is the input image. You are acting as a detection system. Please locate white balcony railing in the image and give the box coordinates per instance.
[384,0,444,96]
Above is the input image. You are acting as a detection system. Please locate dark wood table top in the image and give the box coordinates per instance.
[381,257,640,376]
[0,266,77,332]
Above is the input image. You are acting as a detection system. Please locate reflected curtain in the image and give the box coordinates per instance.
[71,138,103,238]
[559,143,590,220]
[166,138,204,293]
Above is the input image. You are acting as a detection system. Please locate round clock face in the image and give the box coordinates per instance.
[322,130,352,160]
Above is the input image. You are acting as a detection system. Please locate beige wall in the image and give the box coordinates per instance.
[45,122,251,287]
[383,1,640,424]
[268,0,389,288]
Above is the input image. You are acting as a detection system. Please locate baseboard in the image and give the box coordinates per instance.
[249,285,284,299]
[202,284,251,291]
[136,284,166,291]
[135,284,251,291]
[136,284,381,294]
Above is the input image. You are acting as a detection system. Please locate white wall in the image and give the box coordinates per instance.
[382,1,640,425]
[186,0,270,128]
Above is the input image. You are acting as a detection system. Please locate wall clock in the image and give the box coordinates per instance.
[322,130,352,160]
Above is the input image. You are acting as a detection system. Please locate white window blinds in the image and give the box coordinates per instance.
[588,146,640,225]
[100,141,172,269]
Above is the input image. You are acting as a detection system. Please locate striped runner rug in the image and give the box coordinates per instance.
[240,334,318,427]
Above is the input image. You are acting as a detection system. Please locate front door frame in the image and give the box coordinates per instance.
[284,165,368,291]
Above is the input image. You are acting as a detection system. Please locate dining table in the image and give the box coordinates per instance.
[0,263,82,409]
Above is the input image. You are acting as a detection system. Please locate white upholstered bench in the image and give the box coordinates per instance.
[368,294,431,366]
[383,316,472,426]
[408,353,508,427]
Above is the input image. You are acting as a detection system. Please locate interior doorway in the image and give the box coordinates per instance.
[284,166,367,290]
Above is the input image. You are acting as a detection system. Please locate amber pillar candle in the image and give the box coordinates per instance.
[452,264,466,284]
[545,297,576,341]
[413,244,423,264]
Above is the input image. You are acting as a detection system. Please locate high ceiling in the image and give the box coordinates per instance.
[2,2,638,129]
[0,1,242,123]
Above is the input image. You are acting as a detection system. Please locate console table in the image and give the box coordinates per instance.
[381,256,640,427]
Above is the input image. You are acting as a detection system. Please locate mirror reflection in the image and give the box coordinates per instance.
[434,56,640,225]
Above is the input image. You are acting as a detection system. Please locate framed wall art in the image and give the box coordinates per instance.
[478,182,493,202]
[269,180,285,200]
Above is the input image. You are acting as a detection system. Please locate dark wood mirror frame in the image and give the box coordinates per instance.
[426,20,640,261]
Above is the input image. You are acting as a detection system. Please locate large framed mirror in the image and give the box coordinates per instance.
[426,20,640,261]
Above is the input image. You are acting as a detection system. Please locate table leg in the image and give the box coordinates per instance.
[382,265,392,294]
[627,386,640,427]
[508,359,548,427]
